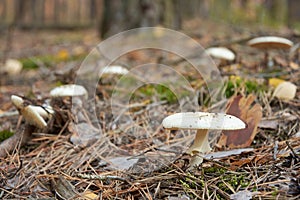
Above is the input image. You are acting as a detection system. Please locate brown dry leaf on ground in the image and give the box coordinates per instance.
[217,94,262,148]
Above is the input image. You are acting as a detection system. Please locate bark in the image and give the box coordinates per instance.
[0,125,34,158]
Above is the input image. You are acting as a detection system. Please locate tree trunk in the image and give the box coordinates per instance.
[99,0,181,38]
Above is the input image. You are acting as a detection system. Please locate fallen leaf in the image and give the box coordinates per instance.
[51,177,77,199]
[269,78,285,87]
[230,190,253,200]
[205,148,254,159]
[290,61,299,70]
[230,158,253,170]
[82,190,98,200]
[217,94,262,148]
[168,195,190,200]
[273,81,297,100]
[107,156,139,170]
[274,56,288,67]
[56,49,69,61]
[258,119,279,129]
[69,122,101,147]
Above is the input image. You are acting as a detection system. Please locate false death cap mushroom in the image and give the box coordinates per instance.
[50,84,88,99]
[11,95,54,129]
[205,47,235,61]
[247,36,293,49]
[247,36,293,68]
[162,112,246,155]
[100,65,129,75]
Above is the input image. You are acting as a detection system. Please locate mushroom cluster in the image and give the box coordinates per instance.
[11,95,54,129]
[0,84,88,158]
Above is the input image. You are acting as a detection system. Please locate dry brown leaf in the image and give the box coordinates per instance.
[290,61,299,70]
[217,94,262,148]
[230,158,253,170]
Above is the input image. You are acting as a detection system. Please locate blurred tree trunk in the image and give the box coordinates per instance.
[287,0,300,28]
[99,0,182,38]
[269,0,287,25]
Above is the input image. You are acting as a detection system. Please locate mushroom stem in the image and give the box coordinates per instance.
[186,129,211,155]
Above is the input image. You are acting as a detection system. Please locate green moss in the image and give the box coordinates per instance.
[203,166,227,174]
[0,130,14,142]
[203,166,249,194]
[272,188,279,196]
[20,53,87,70]
[224,77,267,98]
[130,84,179,104]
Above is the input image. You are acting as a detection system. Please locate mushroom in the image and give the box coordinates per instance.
[247,36,293,69]
[162,112,246,167]
[1,59,23,75]
[50,84,88,99]
[11,95,54,129]
[50,84,89,123]
[99,65,129,85]
[273,81,297,100]
[0,95,54,158]
[205,47,235,63]
[100,65,129,75]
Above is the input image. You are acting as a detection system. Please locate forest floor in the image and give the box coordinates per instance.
[0,19,300,199]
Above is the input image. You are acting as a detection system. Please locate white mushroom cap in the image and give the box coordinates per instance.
[101,65,129,75]
[11,95,54,128]
[162,112,246,130]
[50,84,88,98]
[247,36,293,49]
[11,95,25,109]
[30,105,54,119]
[205,47,235,61]
[23,105,48,128]
[3,59,23,75]
[273,81,297,100]
[11,95,54,129]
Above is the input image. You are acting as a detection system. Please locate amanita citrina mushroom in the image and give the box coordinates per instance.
[205,47,235,62]
[11,95,54,129]
[50,84,88,99]
[0,95,54,158]
[100,65,129,75]
[162,112,246,167]
[247,36,293,68]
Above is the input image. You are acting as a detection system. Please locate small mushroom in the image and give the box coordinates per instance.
[1,59,23,75]
[100,65,129,75]
[205,47,235,62]
[162,112,246,167]
[247,36,293,68]
[273,81,297,100]
[11,95,53,129]
[99,65,129,85]
[50,84,88,99]
[0,95,54,158]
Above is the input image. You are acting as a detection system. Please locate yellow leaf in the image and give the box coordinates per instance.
[269,78,285,87]
[82,191,98,200]
[290,61,299,70]
[229,75,241,81]
[57,49,69,61]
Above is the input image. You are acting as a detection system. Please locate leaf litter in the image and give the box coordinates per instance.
[0,23,300,199]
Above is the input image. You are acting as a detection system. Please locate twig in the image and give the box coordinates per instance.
[273,140,278,160]
[286,141,300,161]
[77,173,129,183]
[0,111,18,118]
